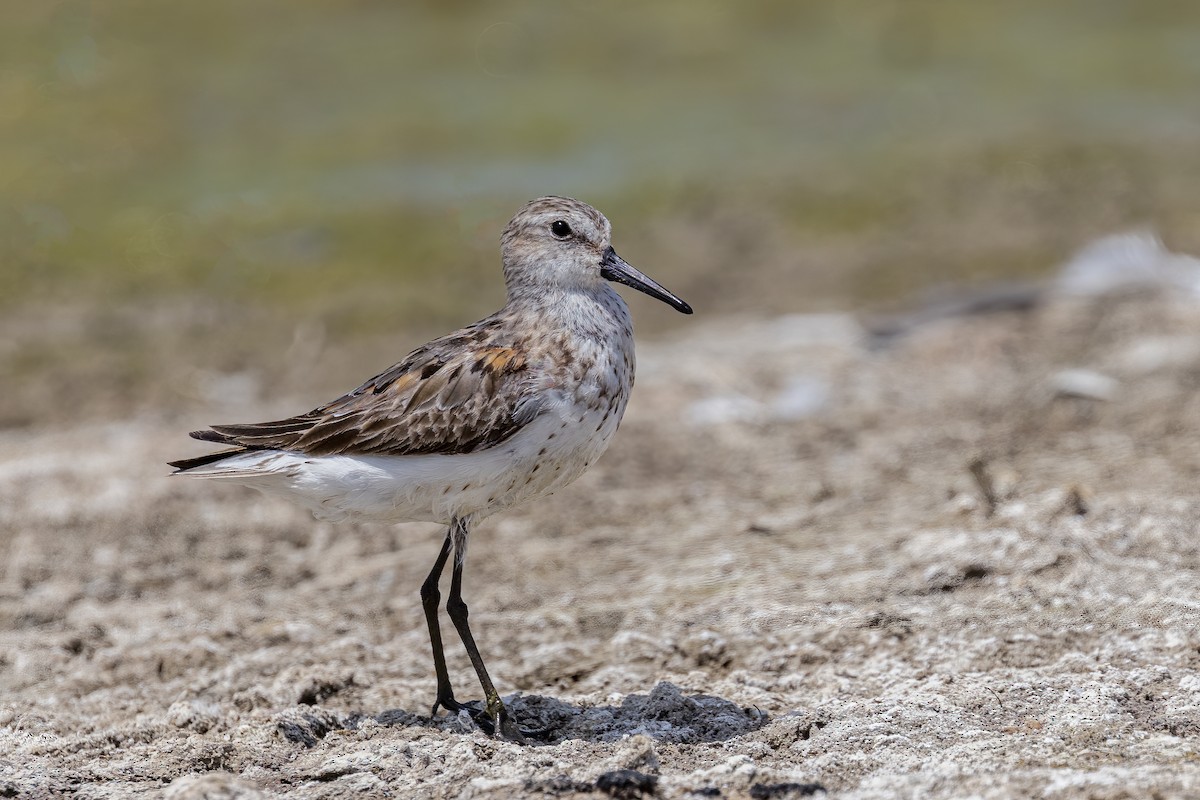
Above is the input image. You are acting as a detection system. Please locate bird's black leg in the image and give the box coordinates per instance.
[420,529,463,718]
[445,517,525,742]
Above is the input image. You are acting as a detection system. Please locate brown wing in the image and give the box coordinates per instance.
[173,323,542,467]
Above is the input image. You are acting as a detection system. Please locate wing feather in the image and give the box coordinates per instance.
[175,321,541,470]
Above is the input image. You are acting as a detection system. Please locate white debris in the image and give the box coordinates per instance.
[1057,231,1200,298]
[1051,369,1118,401]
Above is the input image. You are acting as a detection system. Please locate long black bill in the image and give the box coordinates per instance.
[600,247,693,314]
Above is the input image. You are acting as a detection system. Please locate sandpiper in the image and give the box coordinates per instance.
[169,196,692,740]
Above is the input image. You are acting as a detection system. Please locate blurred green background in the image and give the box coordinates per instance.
[2,1,1199,425]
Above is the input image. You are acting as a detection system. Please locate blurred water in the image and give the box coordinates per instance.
[2,1,1199,321]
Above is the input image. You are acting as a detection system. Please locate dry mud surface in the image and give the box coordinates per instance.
[3,289,1200,798]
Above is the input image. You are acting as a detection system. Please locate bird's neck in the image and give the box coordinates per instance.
[505,285,633,342]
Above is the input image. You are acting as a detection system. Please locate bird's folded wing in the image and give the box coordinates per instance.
[197,336,541,458]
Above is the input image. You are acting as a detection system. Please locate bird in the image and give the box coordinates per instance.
[169,196,692,741]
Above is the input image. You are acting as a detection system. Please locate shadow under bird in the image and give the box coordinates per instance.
[169,196,692,741]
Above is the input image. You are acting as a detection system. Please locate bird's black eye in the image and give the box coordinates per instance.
[550,220,572,238]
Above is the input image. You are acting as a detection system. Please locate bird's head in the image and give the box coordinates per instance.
[500,196,692,314]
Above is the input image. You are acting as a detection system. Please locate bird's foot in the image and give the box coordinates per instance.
[433,694,545,743]
[430,691,466,720]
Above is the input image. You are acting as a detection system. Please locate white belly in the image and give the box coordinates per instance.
[189,400,623,524]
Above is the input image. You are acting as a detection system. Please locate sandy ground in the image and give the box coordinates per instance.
[3,284,1200,798]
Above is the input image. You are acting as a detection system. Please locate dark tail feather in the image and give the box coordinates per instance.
[210,419,313,438]
[168,446,249,472]
[168,429,252,472]
[189,429,238,445]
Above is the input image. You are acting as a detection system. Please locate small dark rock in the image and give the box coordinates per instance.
[276,709,345,748]
[595,768,658,798]
[374,708,423,727]
[523,775,594,795]
[749,782,826,798]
